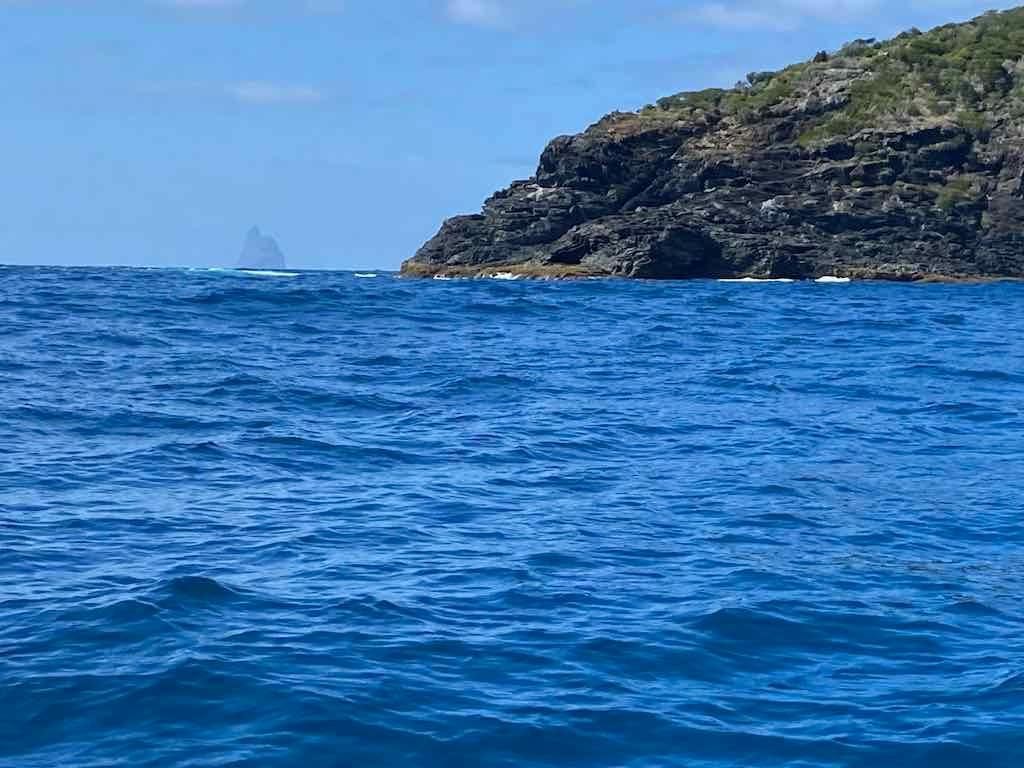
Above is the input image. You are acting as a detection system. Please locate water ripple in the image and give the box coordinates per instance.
[1,267,1023,767]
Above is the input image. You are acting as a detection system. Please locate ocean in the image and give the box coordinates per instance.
[2,266,1023,767]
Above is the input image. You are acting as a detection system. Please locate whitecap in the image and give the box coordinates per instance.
[486,272,523,281]
[718,277,795,283]
[815,276,852,283]
[237,269,300,278]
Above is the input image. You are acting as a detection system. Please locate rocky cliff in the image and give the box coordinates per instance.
[237,227,286,271]
[404,8,1024,280]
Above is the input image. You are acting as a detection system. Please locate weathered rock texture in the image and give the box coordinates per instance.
[404,9,1024,280]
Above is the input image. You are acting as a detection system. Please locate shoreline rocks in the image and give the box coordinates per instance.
[403,9,1024,282]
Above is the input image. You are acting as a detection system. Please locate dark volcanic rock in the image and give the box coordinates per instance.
[237,227,286,271]
[404,8,1024,280]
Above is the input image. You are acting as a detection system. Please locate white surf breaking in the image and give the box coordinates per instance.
[236,269,300,278]
[718,277,795,283]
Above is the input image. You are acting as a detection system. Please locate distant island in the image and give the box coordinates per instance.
[404,8,1024,281]
[237,227,286,270]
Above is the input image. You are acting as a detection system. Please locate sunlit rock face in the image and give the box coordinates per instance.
[404,8,1024,281]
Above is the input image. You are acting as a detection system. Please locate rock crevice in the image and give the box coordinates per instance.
[404,8,1024,280]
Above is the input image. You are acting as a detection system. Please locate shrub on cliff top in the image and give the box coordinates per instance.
[797,7,1024,143]
[645,7,1024,144]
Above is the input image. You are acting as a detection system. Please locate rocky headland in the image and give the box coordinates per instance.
[404,8,1024,281]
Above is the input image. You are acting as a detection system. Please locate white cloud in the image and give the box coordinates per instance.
[691,0,883,30]
[445,0,505,26]
[693,3,798,31]
[228,81,326,105]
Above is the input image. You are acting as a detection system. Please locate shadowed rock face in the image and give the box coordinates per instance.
[237,227,286,270]
[404,8,1024,280]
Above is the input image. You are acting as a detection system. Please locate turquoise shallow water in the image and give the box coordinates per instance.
[2,266,1024,767]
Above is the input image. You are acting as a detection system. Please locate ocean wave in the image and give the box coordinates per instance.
[158,575,243,604]
[3,266,1024,767]
[184,286,346,307]
[236,270,301,278]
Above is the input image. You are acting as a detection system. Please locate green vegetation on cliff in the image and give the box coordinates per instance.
[645,61,808,123]
[407,7,1024,281]
[640,7,1024,143]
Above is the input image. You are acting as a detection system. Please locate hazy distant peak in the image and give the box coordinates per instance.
[238,226,285,270]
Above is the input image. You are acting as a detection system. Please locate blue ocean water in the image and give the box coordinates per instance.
[2,266,1024,768]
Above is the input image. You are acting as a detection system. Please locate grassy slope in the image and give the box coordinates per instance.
[631,7,1024,144]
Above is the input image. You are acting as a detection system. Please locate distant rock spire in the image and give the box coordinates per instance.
[237,226,286,270]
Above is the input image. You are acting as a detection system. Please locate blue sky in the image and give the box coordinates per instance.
[1,0,1017,269]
